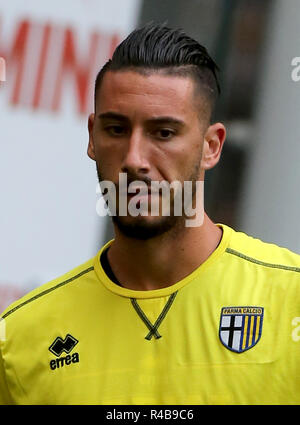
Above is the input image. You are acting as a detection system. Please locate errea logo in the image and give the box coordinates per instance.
[49,334,79,370]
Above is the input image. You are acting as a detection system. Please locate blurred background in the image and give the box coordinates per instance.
[0,0,299,311]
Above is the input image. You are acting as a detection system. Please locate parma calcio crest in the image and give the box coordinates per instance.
[219,306,264,353]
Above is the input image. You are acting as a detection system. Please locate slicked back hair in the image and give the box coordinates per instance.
[94,23,220,120]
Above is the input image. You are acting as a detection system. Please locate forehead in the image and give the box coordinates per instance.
[96,70,202,118]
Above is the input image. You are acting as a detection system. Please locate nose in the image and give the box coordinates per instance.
[121,130,150,175]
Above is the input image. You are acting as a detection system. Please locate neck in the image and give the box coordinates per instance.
[107,213,223,291]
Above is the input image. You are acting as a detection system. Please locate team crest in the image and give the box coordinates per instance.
[219,306,264,353]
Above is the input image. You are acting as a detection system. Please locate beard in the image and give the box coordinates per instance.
[111,213,183,240]
[96,163,201,241]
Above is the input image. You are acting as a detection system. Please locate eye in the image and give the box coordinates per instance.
[105,125,127,137]
[154,128,176,140]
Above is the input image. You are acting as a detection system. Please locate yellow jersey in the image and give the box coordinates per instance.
[0,223,300,405]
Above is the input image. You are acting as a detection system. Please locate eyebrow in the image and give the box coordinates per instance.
[98,112,129,122]
[147,117,185,127]
[97,112,185,127]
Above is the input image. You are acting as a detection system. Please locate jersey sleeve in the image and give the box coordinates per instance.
[0,341,13,404]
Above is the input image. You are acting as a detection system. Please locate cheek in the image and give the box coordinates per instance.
[94,145,121,177]
[175,145,203,180]
[155,149,192,183]
[170,143,202,168]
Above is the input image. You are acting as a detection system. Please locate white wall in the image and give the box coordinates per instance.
[0,0,141,310]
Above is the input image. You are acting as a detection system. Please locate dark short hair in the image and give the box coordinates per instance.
[94,23,220,118]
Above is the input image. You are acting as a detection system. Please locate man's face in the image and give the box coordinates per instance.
[88,70,218,239]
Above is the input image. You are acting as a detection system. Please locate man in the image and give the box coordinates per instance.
[0,23,299,405]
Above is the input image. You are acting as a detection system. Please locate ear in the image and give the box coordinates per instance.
[201,122,226,170]
[87,113,96,161]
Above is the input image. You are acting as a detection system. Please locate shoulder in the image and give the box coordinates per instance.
[223,224,300,275]
[1,257,96,322]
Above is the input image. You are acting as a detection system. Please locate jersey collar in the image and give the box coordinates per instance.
[94,223,232,299]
